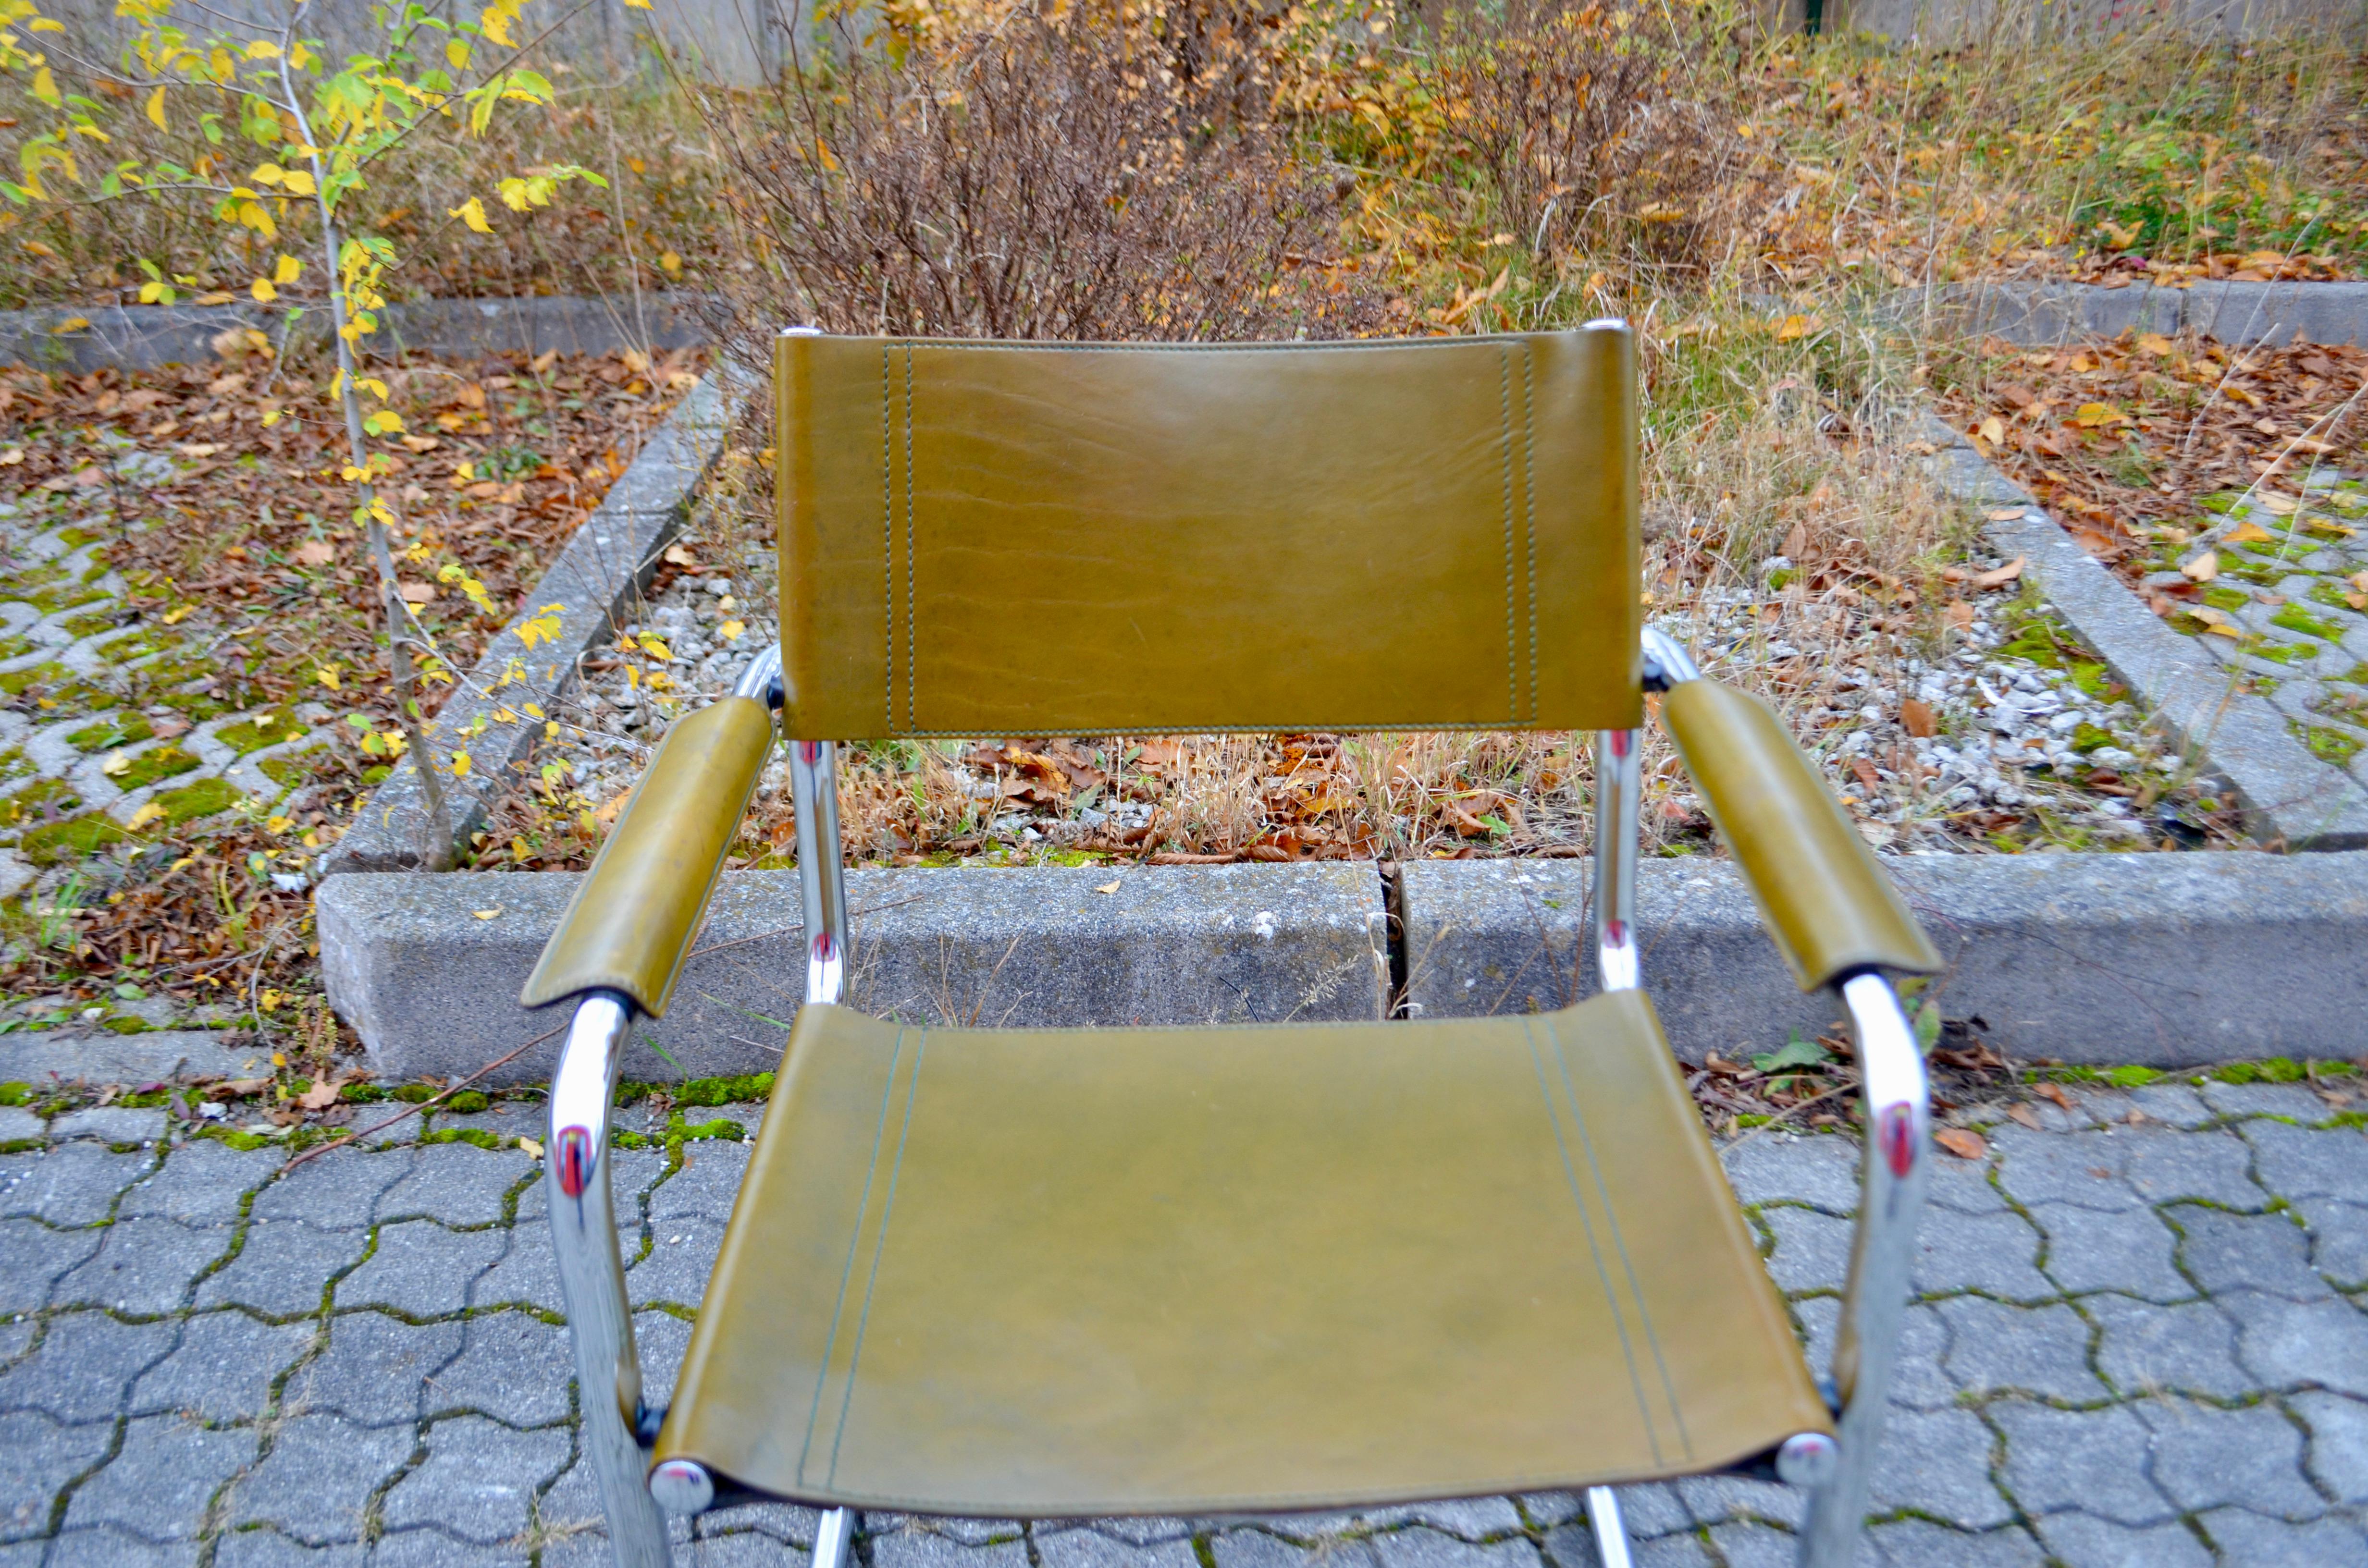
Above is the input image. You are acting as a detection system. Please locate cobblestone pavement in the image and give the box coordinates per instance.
[0,1078,2359,1568]
[2146,472,2368,782]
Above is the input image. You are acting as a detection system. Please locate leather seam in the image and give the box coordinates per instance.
[881,345,895,736]
[1521,340,1538,725]
[903,345,915,733]
[1499,347,1516,725]
[826,1025,927,1486]
[889,338,1547,353]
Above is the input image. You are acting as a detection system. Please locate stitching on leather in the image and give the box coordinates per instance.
[881,346,894,735]
[892,339,1531,354]
[795,1024,908,1488]
[827,1026,929,1486]
[1521,341,1538,724]
[1522,1016,1663,1466]
[875,720,1576,738]
[904,345,915,733]
[1499,349,1516,725]
[1542,1012,1695,1462]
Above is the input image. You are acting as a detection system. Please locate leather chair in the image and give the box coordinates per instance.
[522,323,1944,1568]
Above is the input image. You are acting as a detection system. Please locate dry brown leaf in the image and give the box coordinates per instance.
[294,540,336,567]
[1901,698,1937,738]
[1945,602,1975,630]
[2180,551,2219,583]
[2007,1103,2044,1130]
[1974,556,2026,590]
[1934,1127,1990,1161]
[2035,1081,2078,1111]
[296,1078,343,1111]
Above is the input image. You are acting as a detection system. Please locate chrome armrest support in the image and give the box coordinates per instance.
[549,990,672,1568]
[1796,970,1932,1568]
[789,738,850,1006]
[1593,727,1642,993]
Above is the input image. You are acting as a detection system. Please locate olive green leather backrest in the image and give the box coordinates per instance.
[774,327,1641,740]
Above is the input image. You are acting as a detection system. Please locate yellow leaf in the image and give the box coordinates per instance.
[146,87,167,131]
[251,163,286,186]
[124,801,166,831]
[638,633,673,661]
[523,703,545,719]
[2259,494,2299,515]
[161,605,192,625]
[518,1136,544,1158]
[101,750,131,777]
[1976,416,2006,447]
[266,815,292,833]
[2136,333,2174,355]
[30,66,58,106]
[659,250,682,275]
[250,277,277,304]
[2225,520,2274,545]
[273,253,303,285]
[259,989,281,1012]
[718,619,744,641]
[2181,551,2220,583]
[2074,402,2128,428]
[544,720,559,740]
[451,751,473,778]
[473,908,502,920]
[450,196,493,234]
[316,667,340,691]
[281,170,315,196]
[244,38,280,57]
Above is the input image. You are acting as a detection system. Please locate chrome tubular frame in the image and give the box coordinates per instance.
[1592,726,1641,994]
[548,990,671,1568]
[789,739,850,1006]
[1797,971,1931,1568]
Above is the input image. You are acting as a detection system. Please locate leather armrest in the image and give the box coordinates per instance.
[1660,679,1942,992]
[520,696,777,1016]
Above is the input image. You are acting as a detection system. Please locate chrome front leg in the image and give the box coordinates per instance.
[1796,972,1931,1568]
[549,991,671,1568]
[1593,727,1642,993]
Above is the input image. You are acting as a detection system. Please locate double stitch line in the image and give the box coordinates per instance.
[1500,348,1518,725]
[826,1027,929,1484]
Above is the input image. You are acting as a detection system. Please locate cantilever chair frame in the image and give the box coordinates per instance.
[535,328,1935,1568]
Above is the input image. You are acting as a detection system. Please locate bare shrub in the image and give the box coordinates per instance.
[685,0,1385,350]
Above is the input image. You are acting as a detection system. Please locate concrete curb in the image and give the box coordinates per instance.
[319,372,734,873]
[0,292,708,371]
[1912,412,2368,849]
[317,863,1390,1083]
[0,1029,267,1086]
[1887,279,2368,347]
[1401,851,2368,1066]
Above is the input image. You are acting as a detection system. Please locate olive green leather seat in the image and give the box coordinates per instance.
[654,991,1829,1515]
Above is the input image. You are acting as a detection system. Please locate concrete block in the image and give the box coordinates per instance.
[1397,850,2368,1066]
[0,1029,270,1086]
[321,374,731,873]
[2179,280,2368,346]
[319,862,1389,1084]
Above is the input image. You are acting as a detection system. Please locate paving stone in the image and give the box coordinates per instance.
[1759,1206,1851,1294]
[335,1220,504,1316]
[45,1525,198,1566]
[694,1499,823,1545]
[1672,1474,1800,1530]
[0,1218,100,1316]
[1871,1407,2014,1529]
[1993,1403,2172,1526]
[2246,1120,2368,1203]
[199,1219,366,1316]
[1209,1531,1324,1568]
[2030,1200,2189,1298]
[1863,1520,2045,1567]
[1696,1524,1791,1568]
[1924,1153,2009,1215]
[225,1413,415,1544]
[1915,1210,2053,1298]
[2140,1397,2325,1518]
[2220,1289,2368,1395]
[1608,1484,1690,1538]
[2195,1507,2368,1567]
[247,1150,408,1229]
[2127,1083,2214,1129]
[63,1412,254,1541]
[652,1141,753,1220]
[289,1314,462,1426]
[2294,1390,2368,1502]
[432,1310,573,1426]
[1936,1298,2105,1400]
[688,1534,814,1566]
[121,1139,281,1224]
[133,1310,312,1422]
[53,1216,231,1313]
[1721,1136,1858,1212]
[2294,1196,2368,1286]
[628,1216,726,1308]
[2089,1294,2254,1398]
[1035,1527,1201,1568]
[2030,1512,2212,1568]
[0,1143,147,1225]
[865,1517,1021,1545]
[367,1525,533,1567]
[49,1107,167,1145]
[2175,1206,2331,1301]
[1544,1520,1715,1568]
[1992,1127,2146,1211]
[872,1529,1033,1568]
[2122,1127,2263,1206]
[2197,1082,2331,1122]
[1797,1296,1954,1410]
[0,1409,112,1541]
[633,1309,694,1410]
[377,1144,534,1227]
[1082,1517,1195,1546]
[0,1311,173,1422]
[212,1529,369,1566]
[381,1414,570,1544]
[1519,1493,1586,1529]
[467,1227,566,1314]
[1367,1529,1540,1568]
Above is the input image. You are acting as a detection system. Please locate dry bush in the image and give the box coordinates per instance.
[685,0,1386,351]
[1430,1,1745,283]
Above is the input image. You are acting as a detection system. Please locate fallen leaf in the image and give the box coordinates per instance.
[1974,556,2025,590]
[1986,507,2028,522]
[399,434,442,453]
[1782,520,1808,560]
[1093,880,1122,894]
[100,750,131,777]
[294,539,336,567]
[663,544,697,567]
[518,1137,544,1159]
[1935,1127,1990,1160]
[472,908,502,920]
[1976,415,2007,446]
[2035,1081,2077,1111]
[2260,494,2299,515]
[1850,757,1881,789]
[400,580,438,603]
[1945,602,1975,630]
[2073,402,2129,428]
[2180,551,2219,583]
[1901,698,1937,738]
[296,1078,342,1111]
[2007,1103,2044,1130]
[2225,520,2275,546]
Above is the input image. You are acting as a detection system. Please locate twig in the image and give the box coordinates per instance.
[281,1020,567,1170]
[1721,1078,1861,1153]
